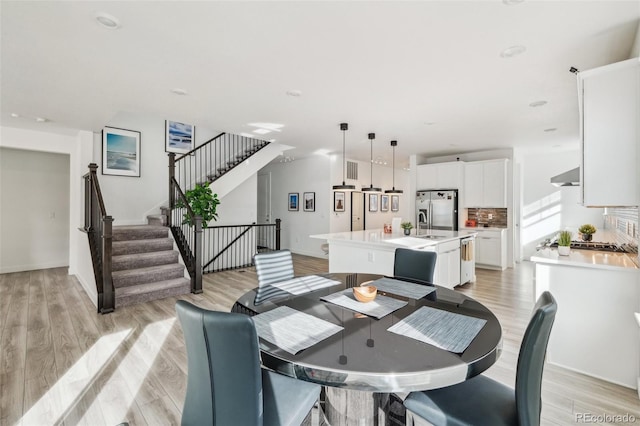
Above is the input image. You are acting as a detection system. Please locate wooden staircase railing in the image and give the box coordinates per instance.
[83,163,114,314]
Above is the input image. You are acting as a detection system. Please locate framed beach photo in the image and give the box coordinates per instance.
[381,195,389,212]
[304,192,316,212]
[102,127,141,177]
[288,193,299,211]
[369,194,378,212]
[391,195,400,212]
[165,120,195,154]
[334,192,345,212]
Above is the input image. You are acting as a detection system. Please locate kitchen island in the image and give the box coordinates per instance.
[311,229,477,289]
[531,247,639,391]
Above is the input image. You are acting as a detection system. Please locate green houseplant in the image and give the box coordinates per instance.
[177,182,220,227]
[401,221,414,236]
[578,224,596,241]
[557,230,572,256]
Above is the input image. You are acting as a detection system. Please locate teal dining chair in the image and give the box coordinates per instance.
[176,300,320,426]
[394,248,437,284]
[403,291,557,426]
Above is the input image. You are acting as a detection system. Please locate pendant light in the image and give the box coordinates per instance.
[332,123,356,191]
[362,133,382,193]
[385,140,403,194]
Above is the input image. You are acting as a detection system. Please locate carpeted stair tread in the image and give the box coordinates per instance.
[112,238,174,256]
[112,250,179,271]
[113,263,186,288]
[113,225,168,241]
[115,278,190,308]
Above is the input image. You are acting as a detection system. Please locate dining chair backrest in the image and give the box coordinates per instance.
[254,249,295,287]
[176,300,264,426]
[515,291,557,426]
[393,248,437,284]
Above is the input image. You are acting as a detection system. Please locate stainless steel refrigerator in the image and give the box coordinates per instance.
[416,190,458,230]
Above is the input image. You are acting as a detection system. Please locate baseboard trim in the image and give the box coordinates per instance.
[290,249,325,259]
[0,261,69,274]
[74,272,98,308]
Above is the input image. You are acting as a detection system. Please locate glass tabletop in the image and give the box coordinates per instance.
[232,273,502,392]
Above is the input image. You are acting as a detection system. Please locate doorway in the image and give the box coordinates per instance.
[351,191,363,231]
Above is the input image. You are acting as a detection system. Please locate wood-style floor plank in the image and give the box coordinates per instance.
[1,259,639,426]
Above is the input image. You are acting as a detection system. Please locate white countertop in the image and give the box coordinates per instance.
[311,229,477,249]
[530,248,638,271]
[462,226,507,232]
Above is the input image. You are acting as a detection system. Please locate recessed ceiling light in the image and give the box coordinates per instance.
[500,45,526,58]
[286,90,302,97]
[171,88,188,96]
[552,144,561,148]
[529,100,547,107]
[95,13,121,29]
[253,128,271,135]
[544,128,557,132]
[35,117,48,123]
[424,122,436,126]
[503,0,525,5]
[10,113,19,118]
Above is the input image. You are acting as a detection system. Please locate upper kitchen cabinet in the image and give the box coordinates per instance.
[463,159,508,208]
[416,161,464,190]
[580,58,639,207]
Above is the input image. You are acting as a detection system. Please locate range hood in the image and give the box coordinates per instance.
[550,167,580,187]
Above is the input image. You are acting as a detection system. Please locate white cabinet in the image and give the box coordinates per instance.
[472,229,506,270]
[417,161,464,190]
[579,59,639,207]
[463,160,508,208]
[434,239,461,289]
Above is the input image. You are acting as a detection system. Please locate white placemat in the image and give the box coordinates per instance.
[321,289,408,319]
[251,306,343,355]
[370,277,436,299]
[388,306,487,353]
[270,275,342,295]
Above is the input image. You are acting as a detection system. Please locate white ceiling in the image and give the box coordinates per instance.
[2,1,639,164]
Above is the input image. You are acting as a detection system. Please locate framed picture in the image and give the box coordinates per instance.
[334,192,345,212]
[165,120,195,154]
[288,193,299,211]
[304,192,316,212]
[381,195,389,212]
[102,126,141,177]
[369,193,378,212]
[391,195,400,212]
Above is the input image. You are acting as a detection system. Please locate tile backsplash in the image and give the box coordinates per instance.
[604,207,638,251]
[467,208,508,228]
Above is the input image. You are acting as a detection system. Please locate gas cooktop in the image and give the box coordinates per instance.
[545,240,635,253]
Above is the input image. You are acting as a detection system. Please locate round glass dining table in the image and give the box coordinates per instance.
[232,273,502,424]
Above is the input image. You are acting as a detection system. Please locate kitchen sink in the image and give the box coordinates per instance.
[416,235,447,240]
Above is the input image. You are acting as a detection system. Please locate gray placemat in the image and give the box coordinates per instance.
[370,277,436,299]
[270,275,341,295]
[387,306,487,353]
[251,306,343,355]
[321,289,408,319]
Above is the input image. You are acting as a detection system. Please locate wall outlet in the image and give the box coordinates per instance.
[488,213,493,220]
[367,252,375,262]
[49,212,56,219]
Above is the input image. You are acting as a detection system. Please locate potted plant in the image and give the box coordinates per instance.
[578,224,596,241]
[177,182,220,227]
[557,230,572,256]
[401,221,414,236]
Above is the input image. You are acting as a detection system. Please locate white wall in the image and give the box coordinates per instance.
[95,111,221,225]
[516,148,604,258]
[261,156,331,257]
[630,21,640,58]
[0,148,70,272]
[214,175,257,226]
[0,126,95,301]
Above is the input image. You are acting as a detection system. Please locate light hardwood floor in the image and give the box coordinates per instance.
[1,257,639,426]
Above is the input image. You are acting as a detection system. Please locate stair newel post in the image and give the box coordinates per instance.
[275,218,281,250]
[101,215,115,314]
[193,216,203,294]
[168,153,176,228]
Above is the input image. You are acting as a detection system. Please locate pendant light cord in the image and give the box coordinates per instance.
[342,130,346,184]
[370,137,373,187]
[392,144,395,189]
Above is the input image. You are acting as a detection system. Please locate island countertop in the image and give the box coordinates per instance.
[310,229,477,250]
[530,248,638,271]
